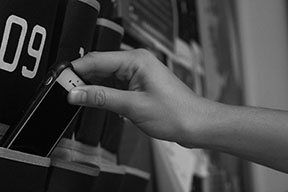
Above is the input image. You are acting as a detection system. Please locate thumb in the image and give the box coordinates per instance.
[67,85,135,116]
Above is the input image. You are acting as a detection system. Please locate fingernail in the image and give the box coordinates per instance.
[69,89,87,103]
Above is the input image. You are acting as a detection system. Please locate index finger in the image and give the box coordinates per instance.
[71,50,135,79]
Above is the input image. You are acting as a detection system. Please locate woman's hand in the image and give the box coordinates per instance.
[67,49,214,146]
[68,49,288,173]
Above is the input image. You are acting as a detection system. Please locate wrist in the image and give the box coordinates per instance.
[178,98,231,149]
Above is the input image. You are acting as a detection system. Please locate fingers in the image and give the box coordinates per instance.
[67,85,137,116]
[71,49,145,81]
[72,51,125,74]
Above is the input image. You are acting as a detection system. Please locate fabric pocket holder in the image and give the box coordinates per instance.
[0,147,50,192]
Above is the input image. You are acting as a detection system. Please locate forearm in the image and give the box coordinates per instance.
[183,99,288,173]
[69,50,288,173]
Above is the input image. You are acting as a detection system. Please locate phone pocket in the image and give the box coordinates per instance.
[0,147,50,192]
[46,159,99,192]
[91,163,125,192]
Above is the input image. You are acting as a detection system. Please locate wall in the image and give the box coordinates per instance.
[236,0,288,191]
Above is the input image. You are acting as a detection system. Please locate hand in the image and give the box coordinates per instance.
[67,49,214,146]
[68,49,288,173]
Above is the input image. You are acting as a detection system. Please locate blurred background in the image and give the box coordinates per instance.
[1,0,288,191]
[116,0,288,191]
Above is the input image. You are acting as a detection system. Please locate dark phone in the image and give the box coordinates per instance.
[0,62,85,157]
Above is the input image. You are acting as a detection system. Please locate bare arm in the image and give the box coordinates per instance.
[68,49,288,173]
[181,100,288,173]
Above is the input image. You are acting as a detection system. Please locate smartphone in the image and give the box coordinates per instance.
[0,62,85,157]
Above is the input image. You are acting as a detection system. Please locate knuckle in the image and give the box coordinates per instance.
[116,49,151,80]
[93,89,106,107]
[128,49,154,69]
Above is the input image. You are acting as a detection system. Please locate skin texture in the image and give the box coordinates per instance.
[68,49,288,173]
